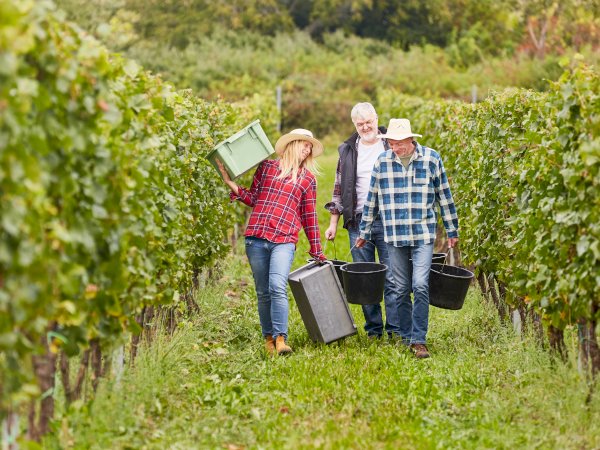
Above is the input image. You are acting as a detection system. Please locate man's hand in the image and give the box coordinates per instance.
[325,224,337,241]
[355,237,367,248]
[448,237,459,248]
[325,213,340,241]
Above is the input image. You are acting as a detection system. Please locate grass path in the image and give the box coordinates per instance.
[47,258,600,449]
[46,136,600,449]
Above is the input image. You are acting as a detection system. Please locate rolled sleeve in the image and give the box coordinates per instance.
[230,162,265,207]
[325,158,343,214]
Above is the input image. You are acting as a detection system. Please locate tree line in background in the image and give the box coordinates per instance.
[54,0,600,136]
[59,0,600,59]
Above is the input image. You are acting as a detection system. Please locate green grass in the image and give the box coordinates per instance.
[44,134,600,449]
[46,257,600,449]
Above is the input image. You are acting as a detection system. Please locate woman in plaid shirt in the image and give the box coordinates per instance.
[217,129,326,356]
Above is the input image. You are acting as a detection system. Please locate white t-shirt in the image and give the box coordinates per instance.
[355,140,385,214]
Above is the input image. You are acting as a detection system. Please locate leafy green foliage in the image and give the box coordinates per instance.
[377,61,600,328]
[53,0,600,137]
[0,0,260,414]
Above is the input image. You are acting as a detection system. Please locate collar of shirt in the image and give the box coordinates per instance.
[387,142,423,165]
[355,136,390,150]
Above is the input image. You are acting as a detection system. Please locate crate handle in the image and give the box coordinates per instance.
[248,127,258,139]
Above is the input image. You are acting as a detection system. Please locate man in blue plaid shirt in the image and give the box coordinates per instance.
[356,119,459,359]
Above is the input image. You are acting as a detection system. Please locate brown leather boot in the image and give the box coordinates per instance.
[265,335,275,356]
[410,343,430,359]
[275,336,293,355]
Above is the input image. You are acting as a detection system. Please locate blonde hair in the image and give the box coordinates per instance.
[277,140,320,182]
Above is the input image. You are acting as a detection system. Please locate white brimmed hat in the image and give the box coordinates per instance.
[377,119,422,141]
[274,128,324,157]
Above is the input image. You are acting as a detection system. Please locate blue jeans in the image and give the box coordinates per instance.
[386,243,434,344]
[245,237,295,340]
[348,218,401,337]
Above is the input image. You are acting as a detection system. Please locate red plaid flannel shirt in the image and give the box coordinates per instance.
[230,160,325,260]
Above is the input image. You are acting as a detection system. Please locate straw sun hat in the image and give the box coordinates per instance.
[377,118,422,141]
[274,129,324,157]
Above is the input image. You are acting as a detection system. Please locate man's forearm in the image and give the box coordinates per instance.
[329,213,340,228]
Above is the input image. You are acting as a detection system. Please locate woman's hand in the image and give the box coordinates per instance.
[215,159,231,182]
[216,159,239,195]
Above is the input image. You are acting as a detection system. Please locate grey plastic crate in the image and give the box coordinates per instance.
[288,261,357,344]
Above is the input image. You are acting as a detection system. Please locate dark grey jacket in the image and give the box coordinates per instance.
[337,126,388,229]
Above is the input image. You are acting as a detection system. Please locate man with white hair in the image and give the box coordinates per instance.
[356,118,459,358]
[325,102,402,340]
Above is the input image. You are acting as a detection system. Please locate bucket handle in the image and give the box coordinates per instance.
[441,247,456,270]
[347,240,374,259]
[449,247,456,266]
[324,238,338,260]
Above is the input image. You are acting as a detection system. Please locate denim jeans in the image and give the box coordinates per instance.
[386,243,434,344]
[348,218,401,337]
[245,237,296,340]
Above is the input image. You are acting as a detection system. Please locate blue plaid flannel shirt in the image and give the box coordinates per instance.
[359,143,459,246]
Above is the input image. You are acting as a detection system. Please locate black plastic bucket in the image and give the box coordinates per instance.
[429,263,474,310]
[340,262,387,305]
[330,260,347,288]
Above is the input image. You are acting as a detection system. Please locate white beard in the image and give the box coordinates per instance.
[359,130,378,142]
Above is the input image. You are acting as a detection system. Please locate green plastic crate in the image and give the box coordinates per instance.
[207,120,275,181]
